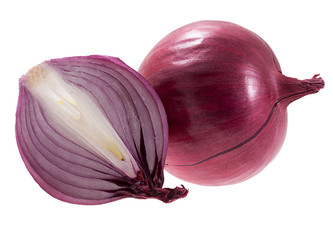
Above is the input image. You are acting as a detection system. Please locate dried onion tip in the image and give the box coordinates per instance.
[15,55,188,204]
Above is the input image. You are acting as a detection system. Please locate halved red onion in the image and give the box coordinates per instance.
[139,21,325,186]
[15,55,188,204]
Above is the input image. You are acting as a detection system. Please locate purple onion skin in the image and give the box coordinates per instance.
[139,21,325,186]
[16,55,188,204]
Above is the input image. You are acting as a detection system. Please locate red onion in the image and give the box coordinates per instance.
[139,21,325,186]
[15,55,188,204]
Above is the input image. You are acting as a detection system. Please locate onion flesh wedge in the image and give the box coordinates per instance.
[16,55,188,204]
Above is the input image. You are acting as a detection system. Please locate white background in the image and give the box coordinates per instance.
[1,0,332,239]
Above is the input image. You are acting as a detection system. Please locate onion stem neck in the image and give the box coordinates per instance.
[278,74,325,105]
[133,184,188,203]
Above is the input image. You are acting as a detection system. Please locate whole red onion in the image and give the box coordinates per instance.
[139,21,325,186]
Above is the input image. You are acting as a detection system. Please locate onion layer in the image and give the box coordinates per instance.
[139,21,325,186]
[16,55,188,204]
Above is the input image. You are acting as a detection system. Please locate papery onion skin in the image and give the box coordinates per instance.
[139,21,325,186]
[16,55,188,204]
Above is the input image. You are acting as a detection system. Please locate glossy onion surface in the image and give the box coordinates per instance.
[16,55,187,204]
[139,21,324,186]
